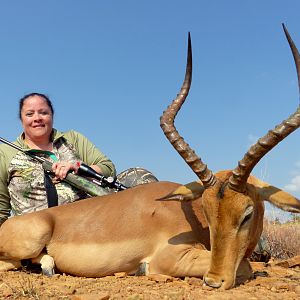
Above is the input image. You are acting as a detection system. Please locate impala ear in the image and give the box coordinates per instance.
[252,177,300,213]
[157,181,204,201]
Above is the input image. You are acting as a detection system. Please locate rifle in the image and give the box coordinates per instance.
[0,137,127,196]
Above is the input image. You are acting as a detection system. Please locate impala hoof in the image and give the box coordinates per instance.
[203,276,222,288]
[42,267,55,277]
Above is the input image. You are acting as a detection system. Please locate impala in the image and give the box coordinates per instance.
[0,24,299,290]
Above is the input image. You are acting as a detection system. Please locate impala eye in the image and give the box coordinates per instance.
[240,206,253,227]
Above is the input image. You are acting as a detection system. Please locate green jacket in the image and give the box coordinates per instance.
[0,129,116,225]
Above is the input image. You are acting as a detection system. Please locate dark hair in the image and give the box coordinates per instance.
[19,92,54,119]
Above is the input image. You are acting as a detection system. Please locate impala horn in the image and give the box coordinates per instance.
[228,24,300,193]
[160,33,216,188]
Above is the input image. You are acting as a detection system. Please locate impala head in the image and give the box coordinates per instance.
[160,25,300,289]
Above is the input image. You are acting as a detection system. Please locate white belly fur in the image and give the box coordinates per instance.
[48,240,155,277]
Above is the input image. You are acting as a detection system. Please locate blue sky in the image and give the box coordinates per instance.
[0,1,299,220]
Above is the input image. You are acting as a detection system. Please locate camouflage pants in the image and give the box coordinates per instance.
[116,167,159,187]
[99,167,159,195]
[250,235,271,263]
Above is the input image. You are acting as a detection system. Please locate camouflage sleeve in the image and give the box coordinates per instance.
[0,145,13,225]
[65,131,116,178]
[0,170,11,226]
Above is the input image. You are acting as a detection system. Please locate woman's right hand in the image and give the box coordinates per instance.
[52,161,79,180]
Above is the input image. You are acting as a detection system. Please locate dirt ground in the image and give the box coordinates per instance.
[0,260,299,300]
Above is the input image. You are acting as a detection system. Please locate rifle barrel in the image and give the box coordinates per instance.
[0,137,24,152]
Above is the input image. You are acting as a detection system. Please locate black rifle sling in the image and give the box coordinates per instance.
[44,172,58,207]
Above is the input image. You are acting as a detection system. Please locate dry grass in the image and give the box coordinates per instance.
[263,216,300,259]
[3,276,41,300]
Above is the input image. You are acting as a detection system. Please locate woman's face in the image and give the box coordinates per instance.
[21,95,53,143]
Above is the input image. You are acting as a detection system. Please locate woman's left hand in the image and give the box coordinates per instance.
[52,161,79,180]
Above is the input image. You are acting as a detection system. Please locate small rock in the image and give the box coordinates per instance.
[114,272,127,278]
[253,271,269,278]
[274,255,300,268]
[184,277,202,286]
[295,285,300,294]
[272,282,289,291]
[126,286,134,292]
[71,292,110,300]
[147,274,174,283]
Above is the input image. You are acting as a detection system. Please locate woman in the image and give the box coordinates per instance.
[0,93,157,226]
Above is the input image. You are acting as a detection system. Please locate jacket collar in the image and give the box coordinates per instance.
[16,128,65,149]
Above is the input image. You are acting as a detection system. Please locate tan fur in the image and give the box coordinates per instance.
[0,258,21,271]
[0,173,298,289]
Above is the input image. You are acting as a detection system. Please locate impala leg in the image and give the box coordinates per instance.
[149,244,252,285]
[149,244,211,277]
[31,253,55,276]
[0,215,53,265]
[0,258,22,271]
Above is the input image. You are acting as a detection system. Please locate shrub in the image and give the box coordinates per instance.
[263,217,300,259]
